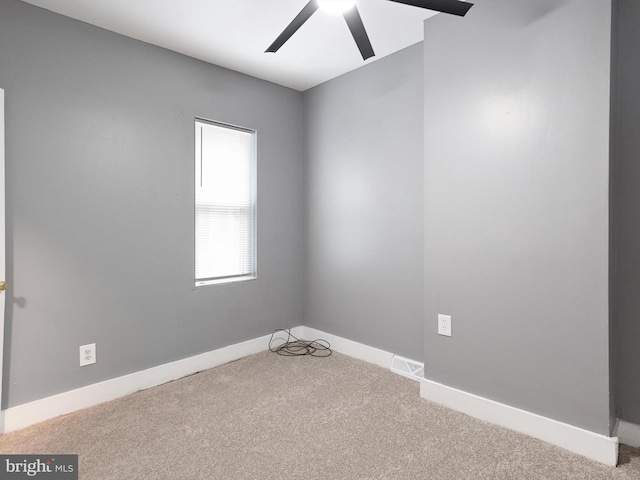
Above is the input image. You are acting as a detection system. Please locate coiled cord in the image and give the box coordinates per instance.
[268,328,332,357]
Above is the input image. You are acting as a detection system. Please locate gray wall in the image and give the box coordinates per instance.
[612,0,640,425]
[423,0,612,434]
[0,0,304,408]
[303,44,424,361]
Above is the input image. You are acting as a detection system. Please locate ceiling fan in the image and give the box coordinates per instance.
[266,0,474,60]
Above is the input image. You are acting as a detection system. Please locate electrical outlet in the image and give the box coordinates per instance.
[79,343,96,367]
[438,314,452,337]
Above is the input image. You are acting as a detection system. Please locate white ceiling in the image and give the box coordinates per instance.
[20,0,438,91]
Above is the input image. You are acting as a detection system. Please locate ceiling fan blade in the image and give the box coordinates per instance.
[266,0,320,53]
[385,0,473,17]
[343,6,375,60]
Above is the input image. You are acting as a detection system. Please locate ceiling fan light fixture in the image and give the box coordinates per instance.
[318,0,357,14]
[266,0,473,59]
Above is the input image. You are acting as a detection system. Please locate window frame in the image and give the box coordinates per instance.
[194,117,257,287]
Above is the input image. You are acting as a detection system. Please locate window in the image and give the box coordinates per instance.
[195,119,256,286]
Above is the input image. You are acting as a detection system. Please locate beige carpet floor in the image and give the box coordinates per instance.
[0,350,639,479]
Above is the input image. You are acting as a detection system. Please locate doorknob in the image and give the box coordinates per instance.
[0,282,6,291]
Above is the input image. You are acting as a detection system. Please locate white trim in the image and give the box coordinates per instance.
[298,326,394,369]
[0,88,5,436]
[1,327,304,434]
[617,420,640,448]
[420,378,618,466]
[195,275,256,287]
[0,325,621,468]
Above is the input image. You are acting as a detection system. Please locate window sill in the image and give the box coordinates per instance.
[195,275,256,287]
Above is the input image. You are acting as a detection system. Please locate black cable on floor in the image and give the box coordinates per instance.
[268,328,332,357]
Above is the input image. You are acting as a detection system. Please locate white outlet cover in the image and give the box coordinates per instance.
[438,314,452,337]
[79,343,96,367]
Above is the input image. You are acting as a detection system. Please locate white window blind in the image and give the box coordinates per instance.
[195,119,256,285]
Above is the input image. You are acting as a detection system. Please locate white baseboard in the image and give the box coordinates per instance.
[1,327,304,434]
[420,378,618,466]
[617,420,640,448]
[298,326,394,369]
[0,325,621,468]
